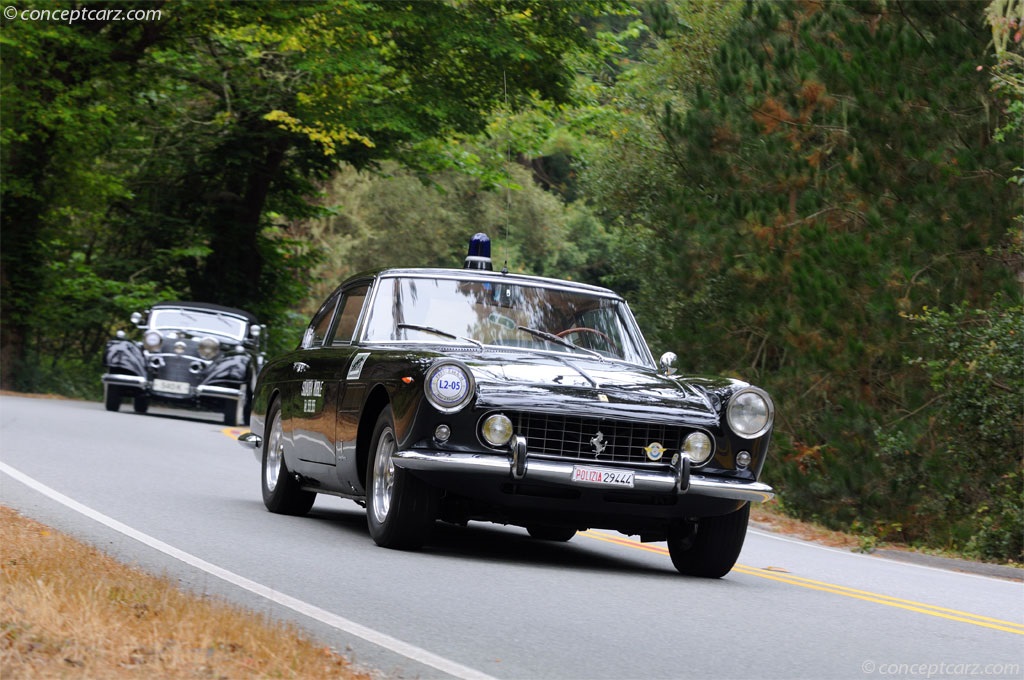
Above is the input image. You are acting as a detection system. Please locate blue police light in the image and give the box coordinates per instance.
[464,232,493,270]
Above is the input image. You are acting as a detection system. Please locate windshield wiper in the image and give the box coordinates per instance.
[515,325,604,362]
[397,323,483,349]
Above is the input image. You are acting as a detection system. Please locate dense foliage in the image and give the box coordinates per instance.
[1,0,1020,560]
[585,0,1023,560]
[1,0,620,387]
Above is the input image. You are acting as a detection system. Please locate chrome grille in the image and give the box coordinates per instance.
[512,412,691,465]
[155,355,199,385]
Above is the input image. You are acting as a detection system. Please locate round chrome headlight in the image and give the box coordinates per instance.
[143,331,162,352]
[424,361,475,413]
[682,431,714,464]
[480,413,513,448]
[727,387,774,438]
[198,336,220,360]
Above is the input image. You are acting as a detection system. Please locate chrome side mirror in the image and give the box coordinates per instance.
[659,352,677,376]
[130,312,143,325]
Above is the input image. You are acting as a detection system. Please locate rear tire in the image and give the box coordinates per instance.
[668,503,750,578]
[261,399,316,516]
[133,395,149,414]
[104,385,121,412]
[366,406,438,549]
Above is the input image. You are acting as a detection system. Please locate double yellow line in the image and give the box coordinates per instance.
[582,530,1024,636]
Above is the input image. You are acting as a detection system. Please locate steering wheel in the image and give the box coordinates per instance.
[556,327,618,353]
[557,325,610,342]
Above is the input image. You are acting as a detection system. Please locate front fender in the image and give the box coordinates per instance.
[104,340,146,375]
[204,353,250,385]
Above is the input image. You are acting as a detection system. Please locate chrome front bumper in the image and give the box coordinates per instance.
[392,435,774,504]
[234,433,774,503]
[102,373,147,389]
[102,374,244,401]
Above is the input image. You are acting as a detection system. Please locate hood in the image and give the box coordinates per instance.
[464,353,732,427]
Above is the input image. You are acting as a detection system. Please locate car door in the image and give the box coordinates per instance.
[286,283,370,470]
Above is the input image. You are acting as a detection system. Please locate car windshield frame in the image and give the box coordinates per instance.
[360,272,655,367]
[149,308,248,341]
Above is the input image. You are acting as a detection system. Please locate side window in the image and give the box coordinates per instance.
[333,285,369,345]
[303,295,340,349]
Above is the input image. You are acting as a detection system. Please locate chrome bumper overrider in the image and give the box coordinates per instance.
[195,384,244,400]
[393,439,774,503]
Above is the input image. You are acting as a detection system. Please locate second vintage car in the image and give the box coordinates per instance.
[103,301,266,425]
[239,234,774,577]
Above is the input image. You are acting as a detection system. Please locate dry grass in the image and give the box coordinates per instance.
[0,505,371,679]
[750,500,862,550]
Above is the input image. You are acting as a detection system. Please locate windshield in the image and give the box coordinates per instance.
[362,275,651,365]
[150,309,248,341]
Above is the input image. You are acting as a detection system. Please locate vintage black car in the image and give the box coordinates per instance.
[102,301,266,426]
[239,235,774,577]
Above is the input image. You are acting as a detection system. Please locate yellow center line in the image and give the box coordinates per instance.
[581,530,1024,636]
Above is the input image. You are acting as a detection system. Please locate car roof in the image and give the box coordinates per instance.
[151,301,258,324]
[349,267,624,299]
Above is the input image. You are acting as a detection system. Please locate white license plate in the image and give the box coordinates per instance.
[153,379,190,395]
[571,465,635,488]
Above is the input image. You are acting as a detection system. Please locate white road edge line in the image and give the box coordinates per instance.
[0,461,497,680]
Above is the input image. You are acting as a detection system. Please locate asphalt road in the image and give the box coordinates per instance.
[2,394,1022,680]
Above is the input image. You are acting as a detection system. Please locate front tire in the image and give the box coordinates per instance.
[224,387,248,426]
[133,395,149,414]
[104,385,121,412]
[668,503,750,578]
[366,406,438,550]
[261,399,316,516]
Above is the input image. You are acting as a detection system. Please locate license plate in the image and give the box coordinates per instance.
[571,465,635,488]
[153,379,190,395]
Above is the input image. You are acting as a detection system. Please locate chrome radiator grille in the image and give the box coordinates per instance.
[155,355,199,385]
[512,412,690,465]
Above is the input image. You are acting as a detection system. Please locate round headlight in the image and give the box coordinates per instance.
[143,331,162,352]
[682,431,713,465]
[198,336,220,360]
[424,361,475,413]
[727,387,774,438]
[480,413,513,448]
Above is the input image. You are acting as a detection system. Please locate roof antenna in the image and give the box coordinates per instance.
[501,70,510,275]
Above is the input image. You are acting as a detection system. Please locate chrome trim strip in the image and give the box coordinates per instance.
[195,385,244,400]
[101,374,147,388]
[392,449,774,502]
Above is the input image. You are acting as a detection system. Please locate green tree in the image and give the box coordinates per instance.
[1,0,621,388]
[586,0,1021,556]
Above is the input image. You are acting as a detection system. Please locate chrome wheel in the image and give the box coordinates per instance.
[371,424,397,525]
[265,408,284,494]
[261,399,315,515]
[365,406,438,549]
